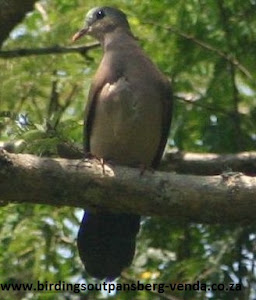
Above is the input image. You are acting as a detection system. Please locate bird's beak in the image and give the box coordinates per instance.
[72,27,89,42]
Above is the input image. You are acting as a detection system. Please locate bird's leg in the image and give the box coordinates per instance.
[139,164,155,176]
[75,152,92,171]
[84,151,99,159]
[99,158,106,175]
[99,158,118,175]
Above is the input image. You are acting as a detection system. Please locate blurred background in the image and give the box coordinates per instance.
[0,0,256,299]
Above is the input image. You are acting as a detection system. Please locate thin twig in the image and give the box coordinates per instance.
[145,21,253,80]
[175,95,232,116]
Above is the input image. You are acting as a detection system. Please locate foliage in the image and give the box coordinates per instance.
[0,0,256,299]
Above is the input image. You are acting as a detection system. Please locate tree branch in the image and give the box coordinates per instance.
[163,150,256,175]
[0,149,256,224]
[0,43,100,58]
[1,140,256,175]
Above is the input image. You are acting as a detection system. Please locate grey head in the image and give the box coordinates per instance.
[72,7,131,42]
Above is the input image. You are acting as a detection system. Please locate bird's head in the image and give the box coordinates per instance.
[72,7,131,42]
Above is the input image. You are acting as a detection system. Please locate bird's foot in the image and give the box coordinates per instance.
[75,152,91,170]
[75,152,103,171]
[84,153,107,175]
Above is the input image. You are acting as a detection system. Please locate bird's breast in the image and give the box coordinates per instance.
[89,77,163,167]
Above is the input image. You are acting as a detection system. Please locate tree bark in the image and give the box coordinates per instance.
[0,149,255,224]
[163,150,256,175]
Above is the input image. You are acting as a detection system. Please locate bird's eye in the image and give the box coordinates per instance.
[96,10,105,20]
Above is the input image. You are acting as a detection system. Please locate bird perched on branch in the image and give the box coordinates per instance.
[72,6,173,280]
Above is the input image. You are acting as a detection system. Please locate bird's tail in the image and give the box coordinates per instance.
[77,211,140,280]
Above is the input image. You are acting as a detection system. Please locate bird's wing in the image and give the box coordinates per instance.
[83,61,118,153]
[83,81,101,153]
[151,80,173,169]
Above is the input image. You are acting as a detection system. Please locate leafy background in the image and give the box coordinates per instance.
[0,0,256,299]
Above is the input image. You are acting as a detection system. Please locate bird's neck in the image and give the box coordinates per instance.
[101,28,136,51]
